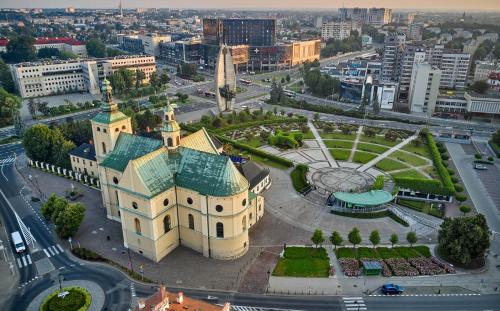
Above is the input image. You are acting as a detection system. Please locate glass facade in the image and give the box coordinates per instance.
[203,18,276,47]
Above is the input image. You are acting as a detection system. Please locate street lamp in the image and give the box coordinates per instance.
[266,270,271,293]
[58,275,64,292]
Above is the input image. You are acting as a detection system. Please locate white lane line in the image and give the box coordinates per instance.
[43,248,51,257]
[21,256,27,267]
[17,258,22,268]
[57,244,64,252]
[343,297,363,300]
[27,255,32,265]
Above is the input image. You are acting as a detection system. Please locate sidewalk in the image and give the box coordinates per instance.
[0,217,19,310]
[357,134,417,172]
[308,121,338,168]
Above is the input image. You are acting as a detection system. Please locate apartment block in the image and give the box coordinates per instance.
[321,21,351,41]
[408,63,441,115]
[439,52,470,89]
[381,32,406,82]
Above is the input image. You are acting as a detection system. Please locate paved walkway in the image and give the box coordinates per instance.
[26,280,105,311]
[348,126,363,162]
[357,134,418,172]
[308,121,338,168]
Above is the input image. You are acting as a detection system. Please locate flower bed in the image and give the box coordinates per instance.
[409,257,446,275]
[381,260,392,277]
[385,258,419,276]
[338,258,362,276]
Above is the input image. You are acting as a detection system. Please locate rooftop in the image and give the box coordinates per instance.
[333,190,394,206]
[69,143,96,161]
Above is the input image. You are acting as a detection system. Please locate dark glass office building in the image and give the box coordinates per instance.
[203,18,276,47]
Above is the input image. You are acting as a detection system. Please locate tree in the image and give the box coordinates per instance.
[86,39,106,58]
[273,107,278,115]
[116,68,135,90]
[406,231,417,247]
[4,35,36,63]
[470,80,489,94]
[0,88,22,127]
[369,230,380,248]
[460,205,472,216]
[27,99,39,118]
[23,124,54,162]
[330,231,343,249]
[109,71,126,94]
[13,112,25,137]
[0,59,16,93]
[372,95,381,115]
[159,71,170,85]
[37,47,61,59]
[389,233,399,248]
[149,71,159,90]
[348,227,362,248]
[54,202,85,238]
[40,194,58,220]
[135,70,146,89]
[313,112,320,122]
[311,229,325,248]
[286,74,291,82]
[438,214,490,266]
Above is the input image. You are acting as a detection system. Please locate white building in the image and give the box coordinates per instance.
[11,55,156,98]
[321,21,351,41]
[408,63,441,115]
[464,92,500,115]
[474,61,500,82]
[0,37,87,57]
[439,52,470,89]
[373,81,398,110]
[138,34,171,57]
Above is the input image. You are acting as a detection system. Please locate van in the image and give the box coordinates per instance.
[11,231,25,253]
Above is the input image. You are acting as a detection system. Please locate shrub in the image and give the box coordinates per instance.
[455,194,467,202]
[454,185,463,192]
[474,153,482,159]
[441,154,449,160]
[451,177,458,183]
[488,156,494,161]
[290,164,309,193]
[371,175,385,190]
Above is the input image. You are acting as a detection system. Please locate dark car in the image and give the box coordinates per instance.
[382,283,404,295]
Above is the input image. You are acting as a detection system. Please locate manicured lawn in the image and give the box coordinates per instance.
[335,247,357,259]
[302,130,315,139]
[397,199,444,218]
[359,134,399,147]
[356,143,389,154]
[320,131,357,140]
[376,247,402,259]
[353,151,378,164]
[273,247,330,277]
[41,287,91,311]
[394,246,424,259]
[401,142,432,159]
[239,137,263,148]
[389,151,428,166]
[390,169,427,179]
[357,247,380,259]
[375,158,409,172]
[324,140,354,149]
[329,149,351,161]
[423,166,439,179]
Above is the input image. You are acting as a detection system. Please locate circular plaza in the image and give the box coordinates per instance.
[309,167,376,193]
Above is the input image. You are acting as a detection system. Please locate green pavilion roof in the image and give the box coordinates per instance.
[101,132,162,172]
[333,190,393,206]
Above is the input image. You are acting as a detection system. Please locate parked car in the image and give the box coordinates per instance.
[382,284,404,295]
[474,164,488,170]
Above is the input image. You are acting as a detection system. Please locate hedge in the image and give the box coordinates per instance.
[214,134,294,167]
[291,164,310,193]
[213,117,307,134]
[489,140,500,158]
[330,210,409,227]
[394,177,453,196]
[426,133,455,193]
[371,175,385,190]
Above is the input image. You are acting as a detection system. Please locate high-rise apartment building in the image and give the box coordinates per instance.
[321,21,351,41]
[381,33,406,82]
[367,8,392,27]
[398,45,426,99]
[203,18,276,47]
[439,52,471,89]
[338,8,368,24]
[408,63,441,116]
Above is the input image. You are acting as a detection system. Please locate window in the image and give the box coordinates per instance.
[132,202,138,209]
[163,198,169,206]
[163,215,171,233]
[103,129,107,133]
[259,204,262,211]
[113,177,119,184]
[188,214,194,230]
[242,216,246,231]
[187,197,193,205]
[250,212,253,220]
[215,205,223,212]
[97,127,101,132]
[115,128,119,132]
[167,137,173,147]
[134,218,141,235]
[122,125,126,130]
[216,222,224,238]
[102,142,107,154]
[115,191,120,206]
[242,199,247,206]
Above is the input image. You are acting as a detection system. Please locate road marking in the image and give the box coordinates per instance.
[57,244,64,252]
[43,248,51,257]
[51,246,59,255]
[16,258,22,268]
[26,255,32,265]
[47,247,55,256]
[21,256,27,267]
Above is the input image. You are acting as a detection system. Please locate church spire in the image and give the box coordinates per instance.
[100,78,118,113]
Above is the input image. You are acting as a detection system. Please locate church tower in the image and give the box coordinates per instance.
[160,99,180,151]
[90,79,132,163]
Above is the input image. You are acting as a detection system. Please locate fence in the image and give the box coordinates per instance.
[28,159,101,189]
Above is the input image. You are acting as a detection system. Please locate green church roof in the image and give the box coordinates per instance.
[333,190,394,206]
[175,147,249,197]
[160,120,180,132]
[133,149,175,197]
[92,110,130,124]
[101,132,162,172]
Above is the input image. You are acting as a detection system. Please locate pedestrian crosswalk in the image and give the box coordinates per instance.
[42,244,64,258]
[342,297,367,311]
[16,254,33,268]
[0,156,16,166]
[229,307,302,311]
[130,283,136,297]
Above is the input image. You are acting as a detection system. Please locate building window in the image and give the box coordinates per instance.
[163,198,169,206]
[259,204,262,211]
[215,205,223,212]
[115,128,119,132]
[97,127,101,131]
[216,222,224,238]
[176,136,180,145]
[102,142,107,154]
[163,215,171,233]
[242,216,246,231]
[242,199,247,206]
[167,137,173,147]
[188,214,194,230]
[122,125,126,130]
[187,197,193,205]
[132,202,138,209]
[115,191,120,206]
[134,218,141,235]
[113,177,119,184]
[250,212,253,220]
[103,129,107,133]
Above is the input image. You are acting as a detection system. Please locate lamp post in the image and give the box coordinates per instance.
[266,270,271,293]
[58,275,64,292]
[127,247,134,274]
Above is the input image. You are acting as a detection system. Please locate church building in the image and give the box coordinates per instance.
[86,79,265,262]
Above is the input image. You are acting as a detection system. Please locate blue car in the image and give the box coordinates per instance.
[382,283,404,295]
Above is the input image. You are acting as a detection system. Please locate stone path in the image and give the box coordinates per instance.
[308,121,338,168]
[357,134,418,172]
[348,126,363,162]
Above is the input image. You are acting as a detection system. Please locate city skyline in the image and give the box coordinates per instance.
[1,0,500,11]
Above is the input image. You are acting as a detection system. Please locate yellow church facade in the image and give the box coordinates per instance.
[89,80,264,262]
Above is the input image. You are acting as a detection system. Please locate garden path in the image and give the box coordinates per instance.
[308,121,338,168]
[348,126,364,162]
[357,134,418,172]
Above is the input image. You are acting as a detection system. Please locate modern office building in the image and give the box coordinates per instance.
[435,91,500,117]
[408,63,441,115]
[203,18,276,46]
[12,55,155,98]
[159,38,203,65]
[338,8,368,24]
[139,33,171,57]
[321,21,352,41]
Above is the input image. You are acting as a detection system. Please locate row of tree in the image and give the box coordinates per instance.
[321,33,362,58]
[310,228,417,249]
[41,194,85,238]
[0,87,22,128]
[303,68,341,98]
[109,68,169,95]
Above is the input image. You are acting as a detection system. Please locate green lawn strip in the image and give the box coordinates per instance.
[302,130,315,139]
[237,137,263,148]
[389,150,428,166]
[401,143,432,159]
[290,164,309,193]
[357,247,380,259]
[376,247,402,259]
[232,148,289,170]
[330,210,408,227]
[397,199,444,218]
[356,143,389,154]
[41,286,91,311]
[390,169,427,179]
[413,246,432,258]
[336,246,429,260]
[394,246,424,259]
[324,140,354,149]
[353,151,378,164]
[335,247,357,258]
[374,158,409,172]
[273,247,330,277]
[359,134,399,147]
[0,136,20,145]
[423,166,439,179]
[329,149,351,161]
[320,131,357,140]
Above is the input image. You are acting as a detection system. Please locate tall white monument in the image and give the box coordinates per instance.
[214,44,236,112]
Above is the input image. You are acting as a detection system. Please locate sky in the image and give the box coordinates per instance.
[1,0,499,11]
